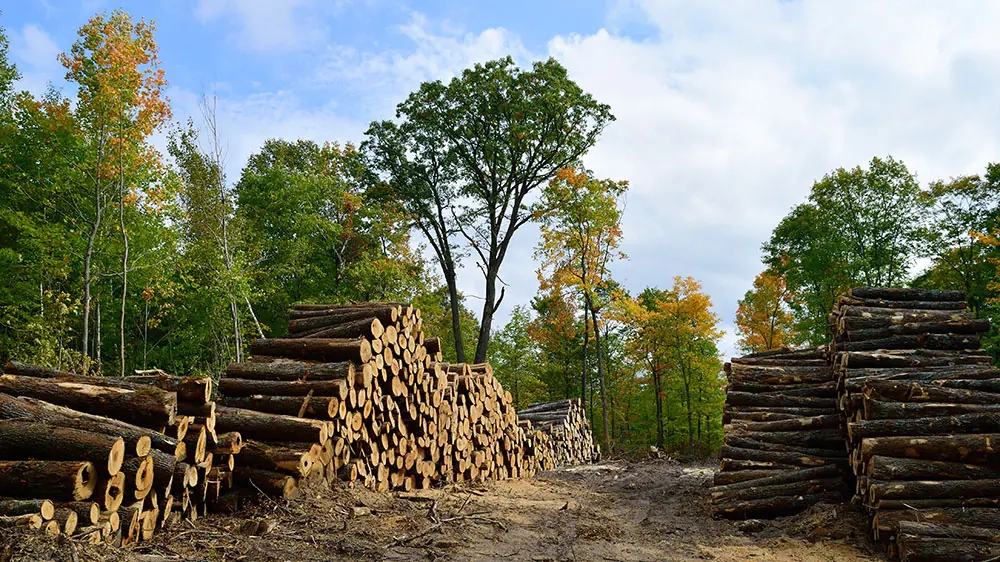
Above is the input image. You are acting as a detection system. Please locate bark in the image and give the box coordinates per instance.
[727,414,841,433]
[869,478,1000,501]
[839,298,967,310]
[863,380,1000,404]
[713,469,785,486]
[728,429,843,449]
[843,319,989,341]
[125,374,212,404]
[833,333,980,352]
[723,437,843,458]
[0,373,176,428]
[840,349,993,368]
[238,441,314,477]
[725,381,837,398]
[867,456,1000,481]
[0,499,55,520]
[225,360,355,382]
[0,420,125,476]
[218,378,347,398]
[863,399,1000,420]
[711,464,840,493]
[712,492,842,518]
[875,507,1000,530]
[250,338,372,363]
[725,392,836,409]
[297,317,385,340]
[214,406,328,443]
[233,467,298,499]
[219,395,337,419]
[848,287,966,301]
[0,460,97,501]
[719,445,845,468]
[287,308,395,334]
[859,434,1000,464]
[53,502,100,526]
[711,477,842,503]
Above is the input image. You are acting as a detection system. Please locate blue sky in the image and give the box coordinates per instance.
[5,1,1000,359]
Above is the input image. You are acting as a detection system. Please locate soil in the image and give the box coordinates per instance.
[0,459,886,562]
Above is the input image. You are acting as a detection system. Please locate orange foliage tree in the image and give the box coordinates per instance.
[734,270,798,353]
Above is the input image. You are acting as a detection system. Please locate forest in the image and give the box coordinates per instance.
[1,9,997,460]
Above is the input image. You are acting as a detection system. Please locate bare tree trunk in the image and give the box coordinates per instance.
[581,300,589,412]
[81,131,107,367]
[588,295,611,455]
[118,147,129,379]
[474,267,501,363]
[95,298,101,373]
[445,271,465,363]
[653,365,664,449]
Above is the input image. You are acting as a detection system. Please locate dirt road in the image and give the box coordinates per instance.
[1,460,885,561]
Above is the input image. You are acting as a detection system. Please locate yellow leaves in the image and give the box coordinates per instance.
[734,270,797,353]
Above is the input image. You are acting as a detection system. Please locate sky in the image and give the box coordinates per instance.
[4,0,1000,360]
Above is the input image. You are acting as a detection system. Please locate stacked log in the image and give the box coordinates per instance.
[517,399,594,467]
[218,302,554,498]
[831,287,1000,560]
[0,362,234,544]
[711,347,848,518]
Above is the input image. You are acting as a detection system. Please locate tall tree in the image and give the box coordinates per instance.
[380,57,614,363]
[536,166,627,453]
[60,10,171,372]
[491,306,547,410]
[734,270,797,353]
[764,156,928,343]
[364,119,467,361]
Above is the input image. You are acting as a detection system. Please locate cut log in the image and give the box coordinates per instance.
[726,381,837,398]
[724,437,843,458]
[727,415,841,433]
[287,307,396,332]
[725,392,836,409]
[719,445,845,468]
[250,338,371,364]
[0,499,55,520]
[0,420,125,476]
[833,333,980,352]
[297,317,384,340]
[897,537,1000,562]
[863,399,1000,419]
[215,406,328,443]
[0,513,42,530]
[848,287,966,301]
[875,507,1000,530]
[712,477,843,503]
[225,361,355,382]
[0,374,176,427]
[238,441,314,477]
[844,319,989,341]
[94,472,125,511]
[52,502,100,525]
[869,479,1000,502]
[219,395,336,419]
[712,492,842,518]
[711,464,840,493]
[839,298,967,310]
[864,380,1000,404]
[867,456,1000,481]
[860,434,1000,464]
[840,350,993,368]
[0,460,96,501]
[126,374,211,404]
[713,469,786,486]
[728,429,843,449]
[232,467,298,499]
[218,378,348,398]
[850,413,1000,442]
[839,310,975,329]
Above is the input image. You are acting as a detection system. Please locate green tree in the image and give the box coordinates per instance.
[376,56,614,364]
[491,306,547,410]
[764,156,929,343]
[734,270,797,353]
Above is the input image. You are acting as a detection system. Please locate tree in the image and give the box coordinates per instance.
[764,156,928,343]
[536,166,627,454]
[734,270,797,353]
[490,306,547,410]
[60,10,171,372]
[364,119,467,361]
[378,57,614,364]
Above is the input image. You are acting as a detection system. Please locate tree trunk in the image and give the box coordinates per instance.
[867,456,1000,481]
[0,460,97,501]
[288,309,393,334]
[219,395,337,419]
[238,442,314,477]
[233,467,297,499]
[588,298,611,455]
[214,406,328,443]
[0,420,125,476]
[249,338,371,363]
[218,378,347,399]
[446,271,465,363]
[225,360,356,382]
[848,287,965,301]
[860,434,1000,464]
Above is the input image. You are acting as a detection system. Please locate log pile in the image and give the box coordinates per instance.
[830,287,1000,560]
[0,361,231,544]
[217,302,555,498]
[517,399,594,467]
[711,347,848,518]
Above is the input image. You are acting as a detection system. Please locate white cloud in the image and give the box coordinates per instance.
[195,0,337,52]
[9,23,63,95]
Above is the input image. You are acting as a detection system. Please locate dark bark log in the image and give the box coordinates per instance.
[424,337,441,356]
[729,358,829,367]
[725,406,833,418]
[218,378,347,398]
[0,420,124,476]
[736,347,827,360]
[0,499,55,520]
[295,318,384,340]
[840,350,992,368]
[728,429,844,449]
[897,521,1000,541]
[215,405,328,443]
[852,413,1000,442]
[720,445,845,468]
[232,467,298,499]
[718,459,800,471]
[898,537,1000,562]
[250,338,372,363]
[94,471,124,511]
[711,464,840,493]
[840,297,967,310]
[712,469,785,486]
[867,456,1000,481]
[712,477,842,503]
[840,310,974,330]
[833,333,980,352]
[875,507,1000,529]
[0,460,97,501]
[864,380,1000,404]
[864,399,1000,420]
[933,378,1000,394]
[287,308,395,333]
[727,414,841,433]
[712,492,842,518]
[860,434,1000,464]
[848,287,966,301]
[726,392,836,409]
[725,412,807,423]
[726,381,837,398]
[225,361,355,382]
[869,479,1000,502]
[518,399,575,415]
[0,374,176,428]
[53,502,99,525]
[724,436,843,458]
[219,395,336,419]
[125,374,211,405]
[844,319,989,341]
[238,441,314,477]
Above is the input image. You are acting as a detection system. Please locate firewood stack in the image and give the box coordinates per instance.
[217,302,554,498]
[830,287,1000,561]
[0,362,230,544]
[711,347,848,518]
[517,399,594,467]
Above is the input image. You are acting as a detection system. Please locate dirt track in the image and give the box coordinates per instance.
[0,460,885,562]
